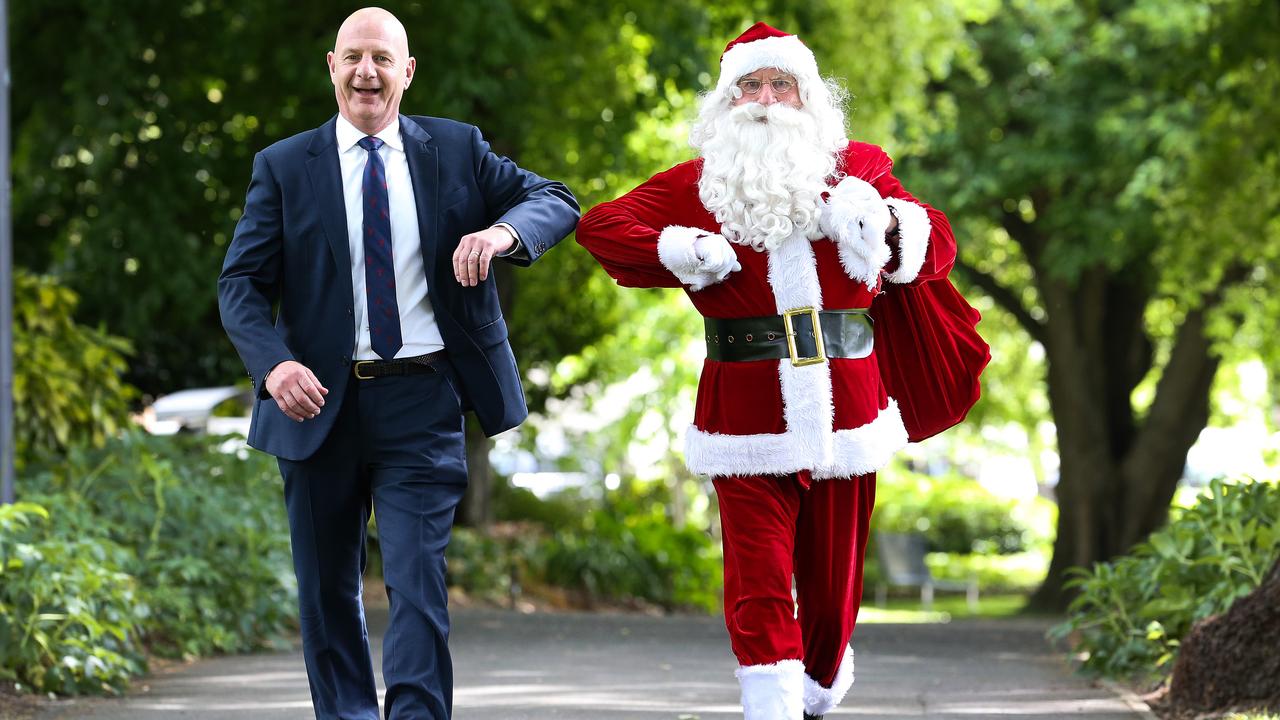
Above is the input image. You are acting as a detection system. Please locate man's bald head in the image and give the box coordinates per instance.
[327,6,416,135]
[334,7,410,57]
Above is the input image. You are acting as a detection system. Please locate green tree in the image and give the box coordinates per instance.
[906,0,1280,609]
[12,0,340,391]
[11,270,135,468]
[10,0,745,525]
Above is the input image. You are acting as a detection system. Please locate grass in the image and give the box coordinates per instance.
[858,592,1033,623]
[1223,714,1279,720]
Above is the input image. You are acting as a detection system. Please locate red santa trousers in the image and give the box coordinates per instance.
[715,471,875,698]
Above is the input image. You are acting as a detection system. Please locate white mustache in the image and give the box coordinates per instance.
[727,102,806,126]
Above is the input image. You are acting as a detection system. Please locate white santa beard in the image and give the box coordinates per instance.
[697,103,837,252]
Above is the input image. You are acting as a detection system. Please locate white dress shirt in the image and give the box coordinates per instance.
[335,115,445,360]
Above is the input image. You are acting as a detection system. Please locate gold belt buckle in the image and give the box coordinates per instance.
[783,307,826,367]
[353,360,377,380]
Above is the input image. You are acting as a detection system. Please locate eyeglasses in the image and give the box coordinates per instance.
[736,77,797,96]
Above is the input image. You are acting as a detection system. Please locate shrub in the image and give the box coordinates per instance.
[11,270,136,468]
[1052,479,1280,680]
[543,498,722,612]
[447,525,546,605]
[492,477,585,529]
[925,551,1049,592]
[21,431,295,660]
[0,502,146,695]
[456,478,723,612]
[873,470,1047,554]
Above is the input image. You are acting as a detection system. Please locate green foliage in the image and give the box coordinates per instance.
[8,0,716,395]
[901,0,1280,607]
[3,431,291,696]
[873,469,1049,554]
[453,480,722,612]
[1052,479,1280,680]
[543,500,722,613]
[0,503,146,695]
[21,432,295,662]
[10,0,980,405]
[491,478,585,529]
[446,526,544,606]
[11,269,136,468]
[925,551,1048,592]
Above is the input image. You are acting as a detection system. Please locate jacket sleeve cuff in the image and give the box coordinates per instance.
[493,222,528,260]
[883,197,930,284]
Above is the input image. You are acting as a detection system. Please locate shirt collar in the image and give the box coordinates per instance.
[335,114,404,153]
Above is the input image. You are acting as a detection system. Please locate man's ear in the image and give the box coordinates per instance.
[404,56,416,88]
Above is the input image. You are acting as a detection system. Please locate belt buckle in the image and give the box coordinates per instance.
[353,360,377,380]
[783,307,826,367]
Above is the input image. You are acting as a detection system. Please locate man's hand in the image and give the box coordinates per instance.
[453,226,516,287]
[265,360,329,422]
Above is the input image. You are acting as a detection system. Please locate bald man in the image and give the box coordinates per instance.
[218,8,578,718]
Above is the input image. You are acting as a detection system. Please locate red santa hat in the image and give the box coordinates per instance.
[715,22,821,99]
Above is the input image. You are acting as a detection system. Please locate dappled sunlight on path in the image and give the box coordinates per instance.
[33,609,1149,719]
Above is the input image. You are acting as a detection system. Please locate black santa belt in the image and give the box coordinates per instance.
[704,308,873,366]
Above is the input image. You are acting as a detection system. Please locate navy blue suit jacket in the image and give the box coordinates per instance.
[218,115,579,461]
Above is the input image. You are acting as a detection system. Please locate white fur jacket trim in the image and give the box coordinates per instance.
[820,176,893,290]
[883,197,931,284]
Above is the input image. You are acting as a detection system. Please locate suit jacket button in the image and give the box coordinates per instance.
[341,357,350,366]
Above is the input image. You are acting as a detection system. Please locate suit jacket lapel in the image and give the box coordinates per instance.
[305,117,352,273]
[400,116,440,284]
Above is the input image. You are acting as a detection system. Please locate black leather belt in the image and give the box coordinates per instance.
[352,350,447,380]
[705,309,873,365]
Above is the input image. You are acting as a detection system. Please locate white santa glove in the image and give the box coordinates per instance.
[820,176,893,290]
[692,234,741,286]
[657,226,742,292]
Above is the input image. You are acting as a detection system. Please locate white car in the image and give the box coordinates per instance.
[142,386,252,437]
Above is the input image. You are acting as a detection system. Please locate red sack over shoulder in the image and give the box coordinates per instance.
[871,278,991,442]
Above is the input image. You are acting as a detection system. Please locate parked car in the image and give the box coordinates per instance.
[141,386,252,437]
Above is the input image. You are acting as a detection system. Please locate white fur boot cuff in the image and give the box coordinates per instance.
[736,660,805,720]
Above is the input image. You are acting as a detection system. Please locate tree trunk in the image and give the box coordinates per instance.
[458,415,493,529]
[1027,269,1222,612]
[455,251,520,530]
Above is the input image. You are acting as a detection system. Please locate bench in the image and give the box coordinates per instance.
[874,531,979,612]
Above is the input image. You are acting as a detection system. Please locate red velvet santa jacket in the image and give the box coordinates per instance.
[576,142,957,479]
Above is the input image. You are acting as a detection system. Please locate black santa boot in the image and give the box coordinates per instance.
[803,714,824,720]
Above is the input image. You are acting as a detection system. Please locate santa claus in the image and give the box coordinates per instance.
[576,22,986,720]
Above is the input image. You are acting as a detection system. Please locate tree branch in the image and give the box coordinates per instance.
[1002,189,1051,269]
[1120,264,1252,540]
[953,258,1048,346]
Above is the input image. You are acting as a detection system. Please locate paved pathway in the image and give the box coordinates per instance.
[34,608,1151,719]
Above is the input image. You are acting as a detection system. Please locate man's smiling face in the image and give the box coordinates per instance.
[327,8,415,135]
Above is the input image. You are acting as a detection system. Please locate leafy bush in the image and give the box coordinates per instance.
[1052,479,1279,680]
[11,270,136,468]
[543,497,722,612]
[492,478,586,529]
[925,551,1049,592]
[873,470,1051,554]
[0,502,146,695]
[447,525,546,605]
[21,431,295,661]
